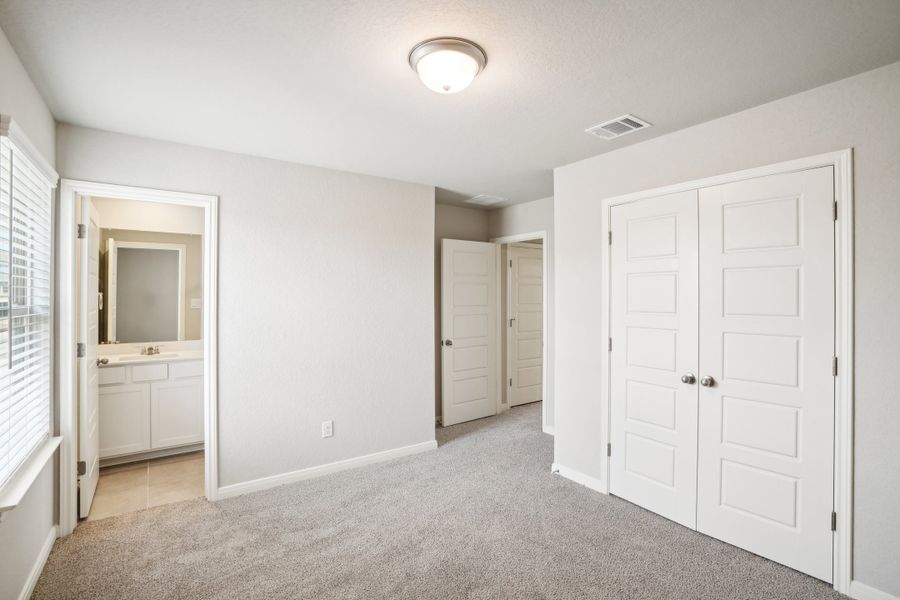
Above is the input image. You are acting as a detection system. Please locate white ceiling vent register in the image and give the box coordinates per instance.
[585,114,652,140]
[466,194,508,207]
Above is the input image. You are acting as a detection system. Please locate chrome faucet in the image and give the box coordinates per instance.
[140,345,161,355]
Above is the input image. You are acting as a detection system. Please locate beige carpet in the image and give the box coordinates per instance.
[33,402,843,599]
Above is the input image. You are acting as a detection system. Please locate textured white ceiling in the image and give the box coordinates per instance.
[2,0,900,206]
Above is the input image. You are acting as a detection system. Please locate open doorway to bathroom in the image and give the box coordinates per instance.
[57,181,218,534]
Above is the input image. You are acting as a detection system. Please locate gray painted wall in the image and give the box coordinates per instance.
[57,124,436,488]
[554,61,900,595]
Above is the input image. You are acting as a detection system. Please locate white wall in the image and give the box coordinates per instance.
[554,61,900,596]
[91,196,205,235]
[0,26,54,161]
[0,25,57,600]
[434,203,490,421]
[0,462,55,600]
[57,124,437,488]
[488,197,555,431]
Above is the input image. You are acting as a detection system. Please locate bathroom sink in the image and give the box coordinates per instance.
[117,353,179,361]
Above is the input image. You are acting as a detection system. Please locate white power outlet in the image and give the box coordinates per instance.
[321,420,334,438]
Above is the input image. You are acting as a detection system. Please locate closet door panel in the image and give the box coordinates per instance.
[696,167,835,582]
[609,190,699,528]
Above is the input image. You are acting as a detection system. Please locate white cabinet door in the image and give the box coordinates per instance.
[99,383,151,458]
[507,245,543,407]
[151,377,204,448]
[609,190,700,528]
[441,239,499,426]
[696,167,835,582]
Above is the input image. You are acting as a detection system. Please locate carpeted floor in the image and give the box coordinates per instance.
[33,402,844,599]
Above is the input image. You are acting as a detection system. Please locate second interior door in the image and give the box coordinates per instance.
[441,239,499,426]
[507,244,543,406]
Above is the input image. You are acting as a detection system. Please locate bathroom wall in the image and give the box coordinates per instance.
[99,228,203,341]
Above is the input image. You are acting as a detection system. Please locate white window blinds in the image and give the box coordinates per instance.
[0,135,53,488]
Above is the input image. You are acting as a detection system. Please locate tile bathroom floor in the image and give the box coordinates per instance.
[86,451,204,521]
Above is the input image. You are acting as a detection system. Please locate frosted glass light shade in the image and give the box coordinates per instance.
[409,38,487,94]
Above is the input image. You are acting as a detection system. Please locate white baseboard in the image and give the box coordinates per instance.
[849,581,900,600]
[542,425,555,436]
[216,440,438,500]
[18,525,57,600]
[551,462,607,494]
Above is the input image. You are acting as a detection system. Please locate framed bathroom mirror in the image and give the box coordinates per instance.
[100,229,203,344]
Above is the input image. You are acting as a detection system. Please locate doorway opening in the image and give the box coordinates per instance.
[492,232,550,432]
[438,231,550,431]
[500,240,543,409]
[58,181,218,535]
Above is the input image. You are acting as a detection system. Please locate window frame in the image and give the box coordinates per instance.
[0,115,60,518]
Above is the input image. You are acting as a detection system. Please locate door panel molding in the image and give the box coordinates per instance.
[58,180,219,536]
[507,244,544,407]
[598,149,854,594]
[441,239,500,426]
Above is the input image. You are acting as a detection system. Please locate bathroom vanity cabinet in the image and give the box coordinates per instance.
[98,359,203,459]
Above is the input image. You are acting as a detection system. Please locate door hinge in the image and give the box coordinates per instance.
[833,201,838,221]
[608,231,612,245]
[509,259,512,268]
[509,378,512,387]
[77,223,87,239]
[832,356,838,376]
[608,338,612,352]
[76,342,86,358]
[831,511,837,531]
[607,443,612,457]
[77,461,86,476]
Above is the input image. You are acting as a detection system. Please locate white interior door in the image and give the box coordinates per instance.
[696,167,835,582]
[507,244,543,406]
[609,190,699,528]
[441,239,499,426]
[78,197,101,518]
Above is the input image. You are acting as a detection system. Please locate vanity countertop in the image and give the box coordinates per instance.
[99,349,204,367]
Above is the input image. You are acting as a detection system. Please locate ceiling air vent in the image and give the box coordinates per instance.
[585,114,652,140]
[465,194,508,207]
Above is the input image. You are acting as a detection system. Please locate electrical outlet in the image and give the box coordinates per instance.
[321,420,333,438]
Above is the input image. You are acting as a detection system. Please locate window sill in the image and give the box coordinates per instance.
[0,437,61,521]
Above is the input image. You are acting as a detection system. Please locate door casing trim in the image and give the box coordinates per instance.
[598,149,853,594]
[58,179,219,536]
[490,230,551,434]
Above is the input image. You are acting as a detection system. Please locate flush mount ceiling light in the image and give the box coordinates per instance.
[408,37,487,94]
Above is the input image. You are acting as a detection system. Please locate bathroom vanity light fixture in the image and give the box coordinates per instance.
[408,37,487,94]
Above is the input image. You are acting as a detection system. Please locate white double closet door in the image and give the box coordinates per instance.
[609,166,835,582]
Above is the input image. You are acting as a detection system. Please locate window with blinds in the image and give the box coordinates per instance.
[0,135,53,489]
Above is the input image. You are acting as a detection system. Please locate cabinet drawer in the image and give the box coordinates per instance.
[99,366,126,385]
[132,363,169,382]
[171,360,203,379]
